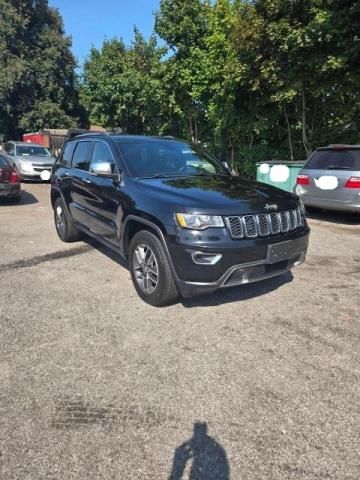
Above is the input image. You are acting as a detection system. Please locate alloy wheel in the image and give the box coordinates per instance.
[133,243,159,294]
[55,205,66,237]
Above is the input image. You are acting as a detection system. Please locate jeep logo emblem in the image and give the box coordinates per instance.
[264,203,278,211]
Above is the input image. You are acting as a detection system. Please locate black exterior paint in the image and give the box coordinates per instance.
[51,134,310,297]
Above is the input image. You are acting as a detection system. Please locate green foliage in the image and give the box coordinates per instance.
[81,31,168,134]
[80,0,360,176]
[5,0,357,176]
[155,0,210,51]
[0,0,86,138]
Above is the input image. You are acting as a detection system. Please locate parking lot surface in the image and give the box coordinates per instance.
[1,183,360,479]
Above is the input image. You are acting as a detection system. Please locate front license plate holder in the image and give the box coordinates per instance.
[267,238,306,264]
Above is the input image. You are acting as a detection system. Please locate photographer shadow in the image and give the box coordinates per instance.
[169,422,230,480]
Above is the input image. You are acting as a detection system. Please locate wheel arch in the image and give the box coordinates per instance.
[51,187,73,222]
[122,215,166,256]
[51,188,61,208]
[122,215,179,282]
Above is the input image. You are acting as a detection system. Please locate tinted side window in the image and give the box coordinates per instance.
[72,142,92,171]
[89,142,116,173]
[59,142,76,167]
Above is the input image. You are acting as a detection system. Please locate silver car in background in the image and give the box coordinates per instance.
[295,145,360,213]
[3,141,56,181]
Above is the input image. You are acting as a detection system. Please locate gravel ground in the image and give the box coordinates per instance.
[0,182,359,480]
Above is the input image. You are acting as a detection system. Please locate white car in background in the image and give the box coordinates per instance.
[3,141,56,181]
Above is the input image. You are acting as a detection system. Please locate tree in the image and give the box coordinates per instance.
[81,0,360,176]
[244,0,360,158]
[0,0,85,138]
[81,30,167,134]
[155,0,213,143]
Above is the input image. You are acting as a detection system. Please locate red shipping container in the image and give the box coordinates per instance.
[23,132,51,148]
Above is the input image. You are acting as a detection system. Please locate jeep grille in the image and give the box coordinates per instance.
[225,208,304,239]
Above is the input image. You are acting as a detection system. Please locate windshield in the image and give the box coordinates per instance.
[305,149,360,171]
[16,145,51,157]
[116,140,228,178]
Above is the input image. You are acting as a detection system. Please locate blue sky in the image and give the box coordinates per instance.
[50,0,161,65]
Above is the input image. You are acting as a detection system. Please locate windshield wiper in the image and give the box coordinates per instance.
[194,172,229,177]
[139,172,230,179]
[326,166,351,170]
[139,174,187,179]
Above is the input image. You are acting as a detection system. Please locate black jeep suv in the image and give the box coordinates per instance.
[51,134,309,306]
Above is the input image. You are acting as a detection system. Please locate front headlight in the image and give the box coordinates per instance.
[176,213,224,230]
[19,160,33,172]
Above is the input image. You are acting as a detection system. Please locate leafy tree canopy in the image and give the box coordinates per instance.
[3,0,360,177]
[0,0,86,138]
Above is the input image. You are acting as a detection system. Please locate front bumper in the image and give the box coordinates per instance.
[167,228,309,298]
[18,164,53,180]
[21,171,51,180]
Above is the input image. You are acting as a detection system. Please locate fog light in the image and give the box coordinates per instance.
[191,252,222,265]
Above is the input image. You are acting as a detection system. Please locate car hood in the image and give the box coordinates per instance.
[137,175,299,214]
[15,156,55,164]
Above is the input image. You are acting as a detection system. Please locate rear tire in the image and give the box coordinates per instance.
[129,230,179,307]
[54,197,81,242]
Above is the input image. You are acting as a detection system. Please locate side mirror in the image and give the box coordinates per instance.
[90,161,121,183]
[222,161,230,170]
[90,161,113,176]
[222,161,234,174]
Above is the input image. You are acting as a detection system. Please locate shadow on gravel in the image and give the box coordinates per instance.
[169,422,230,480]
[182,271,293,308]
[306,208,360,225]
[0,190,38,206]
[83,237,128,269]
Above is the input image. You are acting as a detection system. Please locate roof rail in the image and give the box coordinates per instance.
[73,131,108,139]
[327,143,360,148]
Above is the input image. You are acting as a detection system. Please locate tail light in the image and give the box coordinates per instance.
[345,177,360,188]
[296,174,309,185]
[10,170,20,183]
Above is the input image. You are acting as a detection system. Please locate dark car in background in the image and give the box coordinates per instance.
[0,154,21,201]
[3,141,56,181]
[51,134,309,306]
[296,145,360,213]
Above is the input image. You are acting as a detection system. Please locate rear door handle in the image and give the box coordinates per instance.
[82,178,92,184]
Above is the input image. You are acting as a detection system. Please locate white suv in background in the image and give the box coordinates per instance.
[296,145,360,213]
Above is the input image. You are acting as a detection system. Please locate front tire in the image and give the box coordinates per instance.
[53,197,81,242]
[129,230,179,307]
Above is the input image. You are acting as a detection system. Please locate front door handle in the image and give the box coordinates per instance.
[82,178,92,184]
